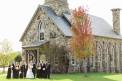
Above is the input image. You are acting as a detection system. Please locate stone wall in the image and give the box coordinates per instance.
[44,0,70,16]
[92,36,122,72]
[69,36,122,73]
[22,9,44,46]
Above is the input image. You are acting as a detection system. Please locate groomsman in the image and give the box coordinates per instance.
[40,61,44,78]
[32,63,36,78]
[46,62,51,79]
[40,61,46,78]
[36,63,41,78]
[24,63,28,78]
[43,63,47,78]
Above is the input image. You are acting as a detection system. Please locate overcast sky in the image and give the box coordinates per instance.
[0,0,122,51]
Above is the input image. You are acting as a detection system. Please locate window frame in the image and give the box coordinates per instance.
[38,21,45,41]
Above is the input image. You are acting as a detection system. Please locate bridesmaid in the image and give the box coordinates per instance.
[15,64,20,78]
[6,65,12,79]
[12,63,16,78]
[20,64,26,78]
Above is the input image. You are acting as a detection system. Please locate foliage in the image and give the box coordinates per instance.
[8,52,20,64]
[0,53,9,73]
[0,53,9,66]
[14,54,22,62]
[0,51,21,73]
[0,39,13,54]
[70,7,95,59]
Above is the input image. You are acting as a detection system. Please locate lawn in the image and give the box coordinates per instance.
[0,73,122,81]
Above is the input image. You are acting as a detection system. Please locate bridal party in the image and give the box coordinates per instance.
[6,61,51,79]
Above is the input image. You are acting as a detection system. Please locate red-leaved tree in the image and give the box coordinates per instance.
[69,7,95,69]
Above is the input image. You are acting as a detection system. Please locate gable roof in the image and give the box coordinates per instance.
[20,5,72,41]
[63,13,122,39]
[90,15,122,39]
[20,5,41,41]
[20,5,122,41]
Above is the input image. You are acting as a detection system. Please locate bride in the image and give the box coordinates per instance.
[26,61,34,79]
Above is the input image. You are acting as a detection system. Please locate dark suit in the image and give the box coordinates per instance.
[32,64,36,78]
[36,66,41,78]
[20,65,26,78]
[46,63,51,79]
[24,64,28,78]
[41,64,46,78]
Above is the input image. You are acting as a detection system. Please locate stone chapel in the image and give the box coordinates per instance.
[20,0,122,73]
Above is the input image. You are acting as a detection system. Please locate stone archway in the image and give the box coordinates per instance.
[26,50,37,64]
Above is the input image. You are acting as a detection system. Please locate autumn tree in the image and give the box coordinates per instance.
[70,7,95,73]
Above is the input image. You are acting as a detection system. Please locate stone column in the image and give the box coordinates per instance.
[22,49,26,63]
[111,45,115,72]
[37,48,40,64]
[120,44,122,72]
[99,42,103,72]
[27,50,29,64]
[116,43,121,72]
[106,43,109,72]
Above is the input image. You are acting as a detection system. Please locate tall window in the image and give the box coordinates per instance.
[38,21,44,40]
[40,33,44,40]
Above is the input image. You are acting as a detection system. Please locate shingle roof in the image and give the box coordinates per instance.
[63,11,122,39]
[90,15,122,39]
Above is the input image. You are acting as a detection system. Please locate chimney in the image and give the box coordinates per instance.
[111,8,121,35]
[44,0,70,16]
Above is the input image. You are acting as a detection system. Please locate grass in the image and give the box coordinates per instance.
[0,73,122,81]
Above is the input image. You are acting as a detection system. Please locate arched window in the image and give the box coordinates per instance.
[38,21,44,40]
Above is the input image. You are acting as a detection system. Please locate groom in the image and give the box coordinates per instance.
[32,63,36,78]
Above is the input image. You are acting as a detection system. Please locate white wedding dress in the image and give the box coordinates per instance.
[26,64,34,79]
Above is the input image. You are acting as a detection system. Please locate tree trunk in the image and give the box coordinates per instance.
[83,58,88,77]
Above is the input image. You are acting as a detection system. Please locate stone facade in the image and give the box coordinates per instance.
[82,36,122,73]
[20,0,122,73]
[67,36,122,73]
